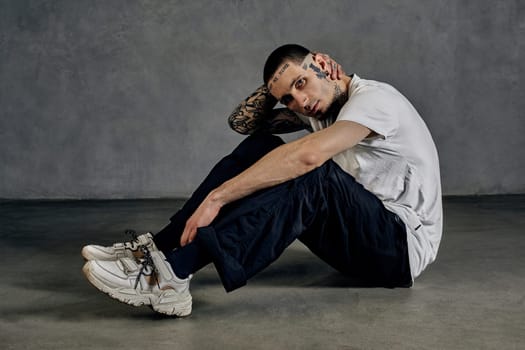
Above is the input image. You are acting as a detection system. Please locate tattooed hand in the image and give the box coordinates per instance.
[312,52,345,80]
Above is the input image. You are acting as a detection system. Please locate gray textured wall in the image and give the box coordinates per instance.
[1,0,524,199]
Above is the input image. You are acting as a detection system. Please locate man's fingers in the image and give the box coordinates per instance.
[323,55,337,80]
[180,195,221,246]
[180,227,188,246]
[188,228,196,244]
[180,222,195,246]
[315,52,344,80]
[331,62,337,79]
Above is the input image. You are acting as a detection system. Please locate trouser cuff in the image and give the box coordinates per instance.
[196,226,247,292]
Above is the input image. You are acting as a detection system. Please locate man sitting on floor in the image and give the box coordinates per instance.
[82,44,443,317]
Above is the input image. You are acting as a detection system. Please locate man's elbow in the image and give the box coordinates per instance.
[299,152,321,168]
[296,144,326,171]
[228,116,253,135]
[230,125,252,135]
[296,138,327,171]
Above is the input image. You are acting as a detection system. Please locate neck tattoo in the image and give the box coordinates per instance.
[319,82,348,122]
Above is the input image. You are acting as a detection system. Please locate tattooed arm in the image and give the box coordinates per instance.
[228,84,310,135]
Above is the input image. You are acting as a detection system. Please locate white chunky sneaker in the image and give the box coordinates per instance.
[83,249,192,316]
[81,230,158,261]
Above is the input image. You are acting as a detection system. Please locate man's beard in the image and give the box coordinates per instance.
[316,83,348,123]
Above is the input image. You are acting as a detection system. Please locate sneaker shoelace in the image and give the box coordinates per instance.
[124,230,161,290]
[125,229,141,246]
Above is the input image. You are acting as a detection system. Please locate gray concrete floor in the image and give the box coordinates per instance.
[0,196,524,350]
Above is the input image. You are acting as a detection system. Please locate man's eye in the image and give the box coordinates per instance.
[295,78,305,88]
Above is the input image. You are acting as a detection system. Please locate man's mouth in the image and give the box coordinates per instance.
[308,101,320,116]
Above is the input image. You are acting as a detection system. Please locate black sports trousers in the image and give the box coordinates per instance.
[154,132,412,292]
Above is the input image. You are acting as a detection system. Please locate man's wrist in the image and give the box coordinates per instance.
[208,188,228,208]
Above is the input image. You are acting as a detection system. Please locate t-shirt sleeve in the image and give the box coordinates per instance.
[337,85,399,139]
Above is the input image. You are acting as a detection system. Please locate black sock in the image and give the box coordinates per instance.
[164,241,211,279]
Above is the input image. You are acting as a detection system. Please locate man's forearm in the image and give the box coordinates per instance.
[179,121,371,246]
[207,136,322,208]
[228,84,277,135]
[209,121,371,208]
[177,137,316,246]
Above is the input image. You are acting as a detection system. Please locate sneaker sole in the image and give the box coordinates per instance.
[82,262,192,317]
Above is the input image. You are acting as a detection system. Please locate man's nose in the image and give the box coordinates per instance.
[291,92,308,109]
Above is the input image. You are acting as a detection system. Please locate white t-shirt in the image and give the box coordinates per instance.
[307,75,443,280]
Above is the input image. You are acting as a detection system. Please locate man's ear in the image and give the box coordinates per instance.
[312,53,329,72]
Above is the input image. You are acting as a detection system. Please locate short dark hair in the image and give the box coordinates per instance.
[263,44,310,85]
